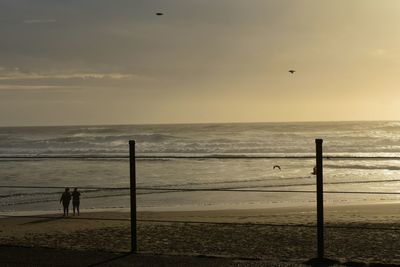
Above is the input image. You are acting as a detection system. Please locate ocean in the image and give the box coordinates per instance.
[1,121,400,214]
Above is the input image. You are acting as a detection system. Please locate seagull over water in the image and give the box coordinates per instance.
[288,70,296,74]
[273,165,281,170]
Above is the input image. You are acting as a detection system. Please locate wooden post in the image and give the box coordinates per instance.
[129,140,137,253]
[315,139,324,259]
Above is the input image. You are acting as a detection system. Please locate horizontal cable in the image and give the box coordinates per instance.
[1,185,400,195]
[3,175,400,194]
[0,156,129,159]
[1,178,399,191]
[1,155,400,159]
[144,177,400,191]
[138,187,400,195]
[324,190,400,195]
[0,185,129,190]
[138,187,316,193]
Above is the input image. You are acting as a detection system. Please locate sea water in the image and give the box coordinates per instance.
[1,121,400,213]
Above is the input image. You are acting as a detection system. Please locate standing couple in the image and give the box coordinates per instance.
[60,187,81,216]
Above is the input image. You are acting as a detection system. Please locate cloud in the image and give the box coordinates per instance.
[0,84,72,91]
[23,19,57,24]
[0,68,136,81]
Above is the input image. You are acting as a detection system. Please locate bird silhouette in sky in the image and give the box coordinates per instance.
[156,12,164,16]
[288,70,296,74]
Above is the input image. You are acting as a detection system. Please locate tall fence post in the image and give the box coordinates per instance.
[315,139,324,259]
[129,140,137,253]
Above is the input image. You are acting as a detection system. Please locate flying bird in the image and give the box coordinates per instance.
[273,165,281,170]
[288,70,296,74]
[156,12,164,16]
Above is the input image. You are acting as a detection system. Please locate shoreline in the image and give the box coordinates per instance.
[2,201,400,223]
[1,202,400,263]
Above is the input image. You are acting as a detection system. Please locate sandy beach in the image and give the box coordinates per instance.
[1,203,400,265]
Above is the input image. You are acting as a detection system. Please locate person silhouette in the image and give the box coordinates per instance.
[72,187,81,216]
[60,187,71,216]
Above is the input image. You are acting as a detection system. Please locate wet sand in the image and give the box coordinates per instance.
[1,203,400,264]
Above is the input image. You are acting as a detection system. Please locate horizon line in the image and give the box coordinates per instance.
[0,119,398,129]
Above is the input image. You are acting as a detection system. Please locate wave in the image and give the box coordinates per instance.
[325,164,400,171]
[47,133,181,143]
[146,176,314,189]
[0,188,128,200]
[0,192,130,207]
[0,188,130,207]
[144,178,400,191]
[3,152,400,159]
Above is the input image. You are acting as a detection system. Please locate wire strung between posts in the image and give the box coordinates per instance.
[1,185,400,195]
[0,185,129,190]
[1,155,400,159]
[5,177,400,190]
[137,187,400,195]
[3,177,400,190]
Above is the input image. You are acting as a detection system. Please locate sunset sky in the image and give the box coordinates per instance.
[1,0,400,126]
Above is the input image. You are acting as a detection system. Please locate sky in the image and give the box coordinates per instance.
[1,0,400,126]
